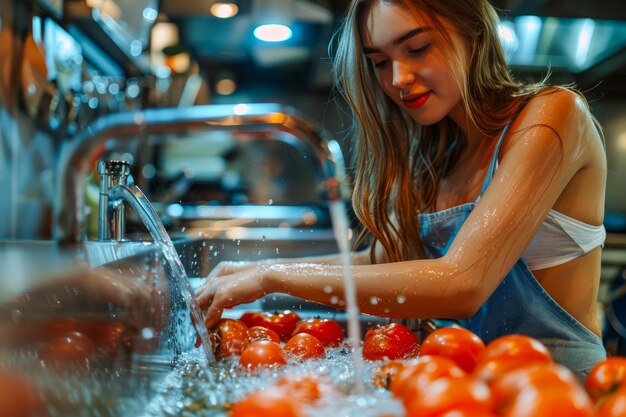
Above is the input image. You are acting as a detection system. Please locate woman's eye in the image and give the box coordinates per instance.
[373,59,389,68]
[409,44,431,55]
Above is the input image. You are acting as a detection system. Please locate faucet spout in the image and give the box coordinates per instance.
[56,104,349,243]
[98,160,130,241]
[98,160,167,243]
[106,183,169,243]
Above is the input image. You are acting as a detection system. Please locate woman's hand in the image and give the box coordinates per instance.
[195,262,273,329]
[203,260,260,279]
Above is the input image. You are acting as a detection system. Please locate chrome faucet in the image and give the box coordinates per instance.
[97,159,171,243]
[98,160,131,241]
[54,104,349,243]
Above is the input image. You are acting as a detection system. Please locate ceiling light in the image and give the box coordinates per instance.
[210,3,239,19]
[253,24,292,42]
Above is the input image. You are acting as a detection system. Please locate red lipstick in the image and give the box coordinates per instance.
[402,91,431,109]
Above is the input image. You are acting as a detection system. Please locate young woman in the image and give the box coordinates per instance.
[196,0,607,373]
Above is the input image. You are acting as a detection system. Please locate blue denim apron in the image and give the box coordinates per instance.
[418,123,606,374]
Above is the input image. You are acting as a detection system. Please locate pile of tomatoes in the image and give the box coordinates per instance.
[36,318,128,368]
[215,311,626,417]
[209,310,345,368]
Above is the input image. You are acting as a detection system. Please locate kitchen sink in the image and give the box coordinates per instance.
[0,232,391,416]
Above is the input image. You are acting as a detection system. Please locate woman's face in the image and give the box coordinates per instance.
[360,2,466,126]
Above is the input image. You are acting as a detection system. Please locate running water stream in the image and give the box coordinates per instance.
[329,200,364,393]
[107,183,215,363]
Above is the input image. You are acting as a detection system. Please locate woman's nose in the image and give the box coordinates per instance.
[392,60,415,89]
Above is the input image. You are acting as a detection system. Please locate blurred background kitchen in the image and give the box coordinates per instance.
[1,0,626,340]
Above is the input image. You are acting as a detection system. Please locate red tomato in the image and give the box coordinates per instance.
[490,362,581,411]
[597,387,626,417]
[501,384,595,417]
[473,335,552,384]
[438,409,500,417]
[239,311,265,328]
[283,333,326,361]
[247,326,280,344]
[292,318,344,348]
[404,375,495,417]
[275,374,329,405]
[240,310,301,341]
[43,319,127,358]
[39,330,96,366]
[0,371,44,417]
[43,318,95,340]
[230,387,303,417]
[362,323,419,361]
[420,326,485,373]
[585,357,626,403]
[92,321,125,356]
[390,355,465,401]
[211,319,250,359]
[239,340,286,370]
[371,360,406,389]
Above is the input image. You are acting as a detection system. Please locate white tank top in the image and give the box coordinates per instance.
[522,209,606,270]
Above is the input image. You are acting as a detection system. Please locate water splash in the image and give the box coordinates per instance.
[109,184,214,363]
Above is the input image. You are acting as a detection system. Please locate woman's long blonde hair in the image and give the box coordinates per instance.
[331,0,561,262]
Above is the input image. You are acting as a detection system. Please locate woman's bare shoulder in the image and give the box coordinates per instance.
[507,87,602,155]
[520,88,596,132]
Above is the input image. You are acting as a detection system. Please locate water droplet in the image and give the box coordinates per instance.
[268,199,273,205]
[330,296,339,304]
[323,285,333,294]
[275,248,280,254]
[262,235,266,241]
[141,327,155,339]
[370,296,379,305]
[396,295,406,304]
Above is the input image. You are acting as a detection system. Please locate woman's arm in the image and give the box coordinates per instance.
[198,90,601,328]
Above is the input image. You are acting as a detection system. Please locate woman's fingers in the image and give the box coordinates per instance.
[195,281,216,310]
[203,306,224,330]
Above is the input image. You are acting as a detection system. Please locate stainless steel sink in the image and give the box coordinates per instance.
[0,234,389,416]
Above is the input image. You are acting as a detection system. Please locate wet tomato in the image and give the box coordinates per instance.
[292,318,344,348]
[239,340,286,370]
[283,333,326,361]
[210,318,249,359]
[39,330,96,366]
[247,326,280,344]
[238,311,265,329]
[390,355,465,401]
[371,360,406,389]
[438,409,500,417]
[43,318,95,340]
[0,371,44,417]
[275,374,329,405]
[230,387,303,417]
[473,334,552,384]
[362,323,419,361]
[404,375,495,417]
[92,321,125,356]
[597,387,626,417]
[490,362,581,411]
[584,356,626,403]
[502,384,595,417]
[239,310,301,341]
[420,326,485,373]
